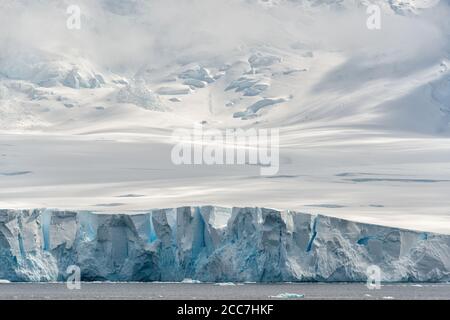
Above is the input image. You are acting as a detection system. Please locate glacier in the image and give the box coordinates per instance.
[0,206,449,282]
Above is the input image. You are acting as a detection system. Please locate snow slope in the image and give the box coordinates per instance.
[1,0,450,233]
[1,207,449,282]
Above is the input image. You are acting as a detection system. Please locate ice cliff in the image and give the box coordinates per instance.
[1,207,449,282]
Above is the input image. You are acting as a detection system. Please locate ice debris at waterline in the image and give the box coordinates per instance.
[269,293,305,299]
[0,207,449,282]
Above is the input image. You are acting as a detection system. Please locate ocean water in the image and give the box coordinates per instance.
[0,283,449,300]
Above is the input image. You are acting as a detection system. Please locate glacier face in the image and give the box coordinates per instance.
[0,207,449,282]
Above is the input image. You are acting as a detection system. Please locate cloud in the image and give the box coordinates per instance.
[0,0,448,74]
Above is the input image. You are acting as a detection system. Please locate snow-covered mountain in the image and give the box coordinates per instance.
[0,0,448,132]
[1,0,450,234]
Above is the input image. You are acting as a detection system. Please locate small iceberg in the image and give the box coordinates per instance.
[181,278,202,284]
[214,282,236,286]
[269,293,305,299]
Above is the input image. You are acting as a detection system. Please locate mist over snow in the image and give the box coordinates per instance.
[0,0,448,73]
[1,0,450,234]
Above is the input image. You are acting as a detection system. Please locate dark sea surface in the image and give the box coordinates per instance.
[0,282,449,300]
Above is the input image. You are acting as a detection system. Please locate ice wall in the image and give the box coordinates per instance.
[0,207,449,282]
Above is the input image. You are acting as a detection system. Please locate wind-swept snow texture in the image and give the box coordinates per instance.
[1,207,449,282]
[1,2,450,246]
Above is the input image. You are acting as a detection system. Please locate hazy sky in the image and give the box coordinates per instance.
[0,0,448,73]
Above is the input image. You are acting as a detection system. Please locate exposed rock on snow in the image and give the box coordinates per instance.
[431,76,450,113]
[117,81,164,111]
[254,0,441,14]
[233,96,290,119]
[0,50,106,90]
[63,69,104,89]
[157,86,193,95]
[183,79,208,88]
[179,67,215,84]
[0,207,449,282]
[226,76,271,97]
[249,53,282,69]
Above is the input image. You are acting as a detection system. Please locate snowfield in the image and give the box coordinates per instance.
[0,0,450,239]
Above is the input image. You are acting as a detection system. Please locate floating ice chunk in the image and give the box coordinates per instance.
[181,278,202,283]
[269,293,305,299]
[214,282,236,286]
